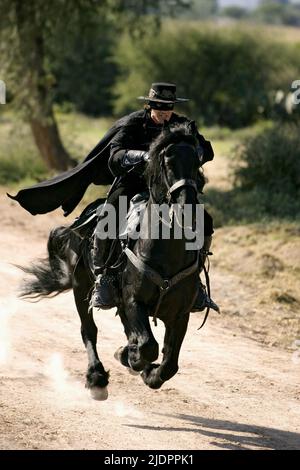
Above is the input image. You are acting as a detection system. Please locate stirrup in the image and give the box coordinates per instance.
[191,284,220,313]
[92,273,119,310]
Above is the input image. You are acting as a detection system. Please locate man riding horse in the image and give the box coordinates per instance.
[92,82,218,313]
[8,82,219,314]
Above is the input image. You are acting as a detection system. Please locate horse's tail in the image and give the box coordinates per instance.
[19,225,77,300]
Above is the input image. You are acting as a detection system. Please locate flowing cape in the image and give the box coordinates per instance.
[7,113,138,216]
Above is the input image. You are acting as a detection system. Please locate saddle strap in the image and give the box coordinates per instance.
[197,262,211,330]
[124,246,198,325]
[124,247,198,291]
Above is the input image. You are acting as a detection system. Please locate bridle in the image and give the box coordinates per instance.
[149,142,199,204]
[148,142,199,228]
[123,140,211,328]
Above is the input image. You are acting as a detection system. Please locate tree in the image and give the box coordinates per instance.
[221,6,249,19]
[181,0,218,19]
[50,15,116,116]
[0,0,191,171]
[0,1,82,170]
[113,25,296,127]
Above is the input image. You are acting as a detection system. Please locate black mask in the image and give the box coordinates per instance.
[148,101,174,111]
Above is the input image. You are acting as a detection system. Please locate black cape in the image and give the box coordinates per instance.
[7,114,135,217]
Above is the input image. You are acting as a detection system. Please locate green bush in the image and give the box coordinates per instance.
[234,123,300,193]
[251,1,300,27]
[233,123,300,218]
[113,23,298,128]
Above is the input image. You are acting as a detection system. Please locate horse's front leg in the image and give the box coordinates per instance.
[141,313,190,389]
[73,256,109,400]
[117,301,159,372]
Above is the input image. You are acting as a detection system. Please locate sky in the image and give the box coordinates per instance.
[218,0,260,9]
[219,0,300,8]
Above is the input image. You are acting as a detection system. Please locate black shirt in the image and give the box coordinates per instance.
[109,109,213,173]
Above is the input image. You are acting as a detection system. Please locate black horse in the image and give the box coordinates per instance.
[20,124,205,400]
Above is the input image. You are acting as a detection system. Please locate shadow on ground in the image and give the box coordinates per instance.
[125,413,300,450]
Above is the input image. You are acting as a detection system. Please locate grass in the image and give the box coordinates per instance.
[0,107,268,189]
[213,221,300,349]
[2,109,298,224]
[198,120,300,349]
[0,107,114,188]
[1,109,298,224]
[54,107,114,160]
[167,18,300,44]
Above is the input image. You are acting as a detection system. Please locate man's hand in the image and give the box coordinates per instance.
[122,150,149,174]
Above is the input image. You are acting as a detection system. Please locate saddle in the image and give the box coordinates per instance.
[69,193,149,279]
[71,192,149,242]
[69,198,105,239]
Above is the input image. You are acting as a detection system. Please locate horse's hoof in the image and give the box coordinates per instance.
[114,347,139,375]
[141,364,164,389]
[114,346,125,363]
[90,386,108,401]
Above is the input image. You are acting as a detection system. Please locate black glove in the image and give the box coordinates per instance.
[121,150,149,174]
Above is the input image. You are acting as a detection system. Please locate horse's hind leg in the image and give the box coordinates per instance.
[141,313,189,389]
[117,302,159,372]
[73,256,109,400]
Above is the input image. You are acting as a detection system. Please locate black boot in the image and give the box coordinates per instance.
[91,234,119,310]
[191,236,220,313]
[92,270,119,310]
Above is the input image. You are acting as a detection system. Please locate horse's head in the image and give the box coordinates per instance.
[146,123,203,211]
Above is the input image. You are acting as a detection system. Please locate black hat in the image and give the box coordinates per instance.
[138,82,189,104]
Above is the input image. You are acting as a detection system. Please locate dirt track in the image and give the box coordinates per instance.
[0,194,299,450]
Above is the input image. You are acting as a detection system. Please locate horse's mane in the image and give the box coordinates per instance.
[150,123,197,158]
[145,123,205,198]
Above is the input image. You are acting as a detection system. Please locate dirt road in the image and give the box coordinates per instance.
[0,195,299,450]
